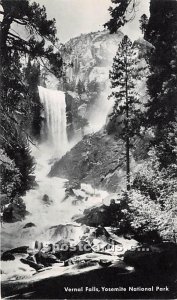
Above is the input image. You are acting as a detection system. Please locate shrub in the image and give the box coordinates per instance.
[128,150,177,241]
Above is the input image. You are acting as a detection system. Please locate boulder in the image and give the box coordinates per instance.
[42,194,53,205]
[1,246,29,258]
[64,258,74,266]
[75,203,124,227]
[41,244,54,253]
[35,252,59,267]
[64,257,97,269]
[26,254,36,263]
[95,226,110,239]
[1,252,15,261]
[48,224,83,243]
[10,246,29,254]
[23,222,36,229]
[99,259,112,268]
[20,258,44,271]
[65,187,75,197]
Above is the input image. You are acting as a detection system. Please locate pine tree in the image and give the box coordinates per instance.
[0,0,62,75]
[76,80,85,96]
[108,36,143,190]
[145,0,177,167]
[139,14,148,35]
[104,0,139,33]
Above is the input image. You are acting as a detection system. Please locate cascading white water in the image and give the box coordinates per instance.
[1,84,110,283]
[38,86,68,157]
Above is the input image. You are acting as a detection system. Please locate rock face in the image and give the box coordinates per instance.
[62,30,124,136]
[49,129,126,192]
[49,128,149,192]
[63,34,150,136]
[63,30,123,87]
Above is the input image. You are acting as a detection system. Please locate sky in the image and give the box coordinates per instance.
[38,0,150,43]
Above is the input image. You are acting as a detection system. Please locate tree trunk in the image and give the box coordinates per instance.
[126,134,130,191]
[125,46,130,191]
[0,12,13,63]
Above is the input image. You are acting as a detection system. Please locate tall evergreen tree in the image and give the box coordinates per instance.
[108,36,142,190]
[139,14,148,35]
[145,0,177,167]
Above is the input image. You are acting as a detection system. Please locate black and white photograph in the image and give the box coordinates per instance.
[0,0,177,299]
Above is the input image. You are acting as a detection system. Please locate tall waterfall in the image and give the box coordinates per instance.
[38,86,68,157]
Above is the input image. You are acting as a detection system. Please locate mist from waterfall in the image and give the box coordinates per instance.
[1,80,110,283]
[38,86,68,158]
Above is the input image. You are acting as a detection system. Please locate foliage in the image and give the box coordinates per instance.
[0,150,21,198]
[128,150,177,240]
[0,50,36,198]
[0,0,62,75]
[23,59,43,139]
[5,137,36,196]
[144,0,177,167]
[108,35,148,189]
[2,197,27,222]
[104,0,139,33]
[139,14,148,35]
[76,80,85,96]
[86,80,102,107]
[87,80,100,94]
[108,35,144,139]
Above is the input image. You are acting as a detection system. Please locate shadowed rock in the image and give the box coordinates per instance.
[1,252,15,261]
[23,222,36,229]
[20,258,44,271]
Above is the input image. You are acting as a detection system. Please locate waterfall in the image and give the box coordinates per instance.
[38,86,68,157]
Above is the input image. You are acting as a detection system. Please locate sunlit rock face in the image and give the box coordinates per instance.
[62,30,124,133]
[64,30,123,86]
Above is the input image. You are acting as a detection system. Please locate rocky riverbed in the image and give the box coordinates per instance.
[1,238,177,299]
[1,183,177,299]
[1,148,177,299]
